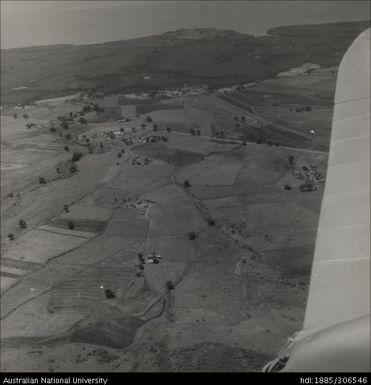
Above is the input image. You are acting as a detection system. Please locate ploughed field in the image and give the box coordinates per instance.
[1,75,329,371]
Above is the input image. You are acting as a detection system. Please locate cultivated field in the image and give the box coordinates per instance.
[1,60,333,372]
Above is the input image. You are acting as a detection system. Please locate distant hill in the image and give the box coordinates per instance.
[1,20,370,105]
[161,28,251,40]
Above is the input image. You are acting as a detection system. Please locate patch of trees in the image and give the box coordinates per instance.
[144,135,168,143]
[136,252,145,277]
[82,105,92,113]
[104,289,116,299]
[38,176,47,184]
[71,152,83,162]
[288,155,295,165]
[215,130,225,139]
[92,104,104,113]
[69,164,78,174]
[300,183,315,192]
[60,121,69,130]
[26,122,36,129]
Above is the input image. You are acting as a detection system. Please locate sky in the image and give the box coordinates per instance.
[1,1,370,49]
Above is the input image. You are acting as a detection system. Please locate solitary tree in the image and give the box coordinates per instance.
[183,180,191,188]
[67,220,75,230]
[70,164,78,174]
[188,231,197,241]
[38,176,47,184]
[18,219,27,229]
[166,280,175,291]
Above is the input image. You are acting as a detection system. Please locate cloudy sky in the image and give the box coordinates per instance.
[1,1,370,49]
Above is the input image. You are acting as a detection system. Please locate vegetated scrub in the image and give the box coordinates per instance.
[118,96,153,105]
[132,144,204,166]
[136,104,183,115]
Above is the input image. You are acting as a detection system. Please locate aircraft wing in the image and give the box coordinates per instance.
[271,28,370,372]
[303,28,370,333]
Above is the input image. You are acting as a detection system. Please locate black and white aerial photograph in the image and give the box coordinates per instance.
[0,0,370,378]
